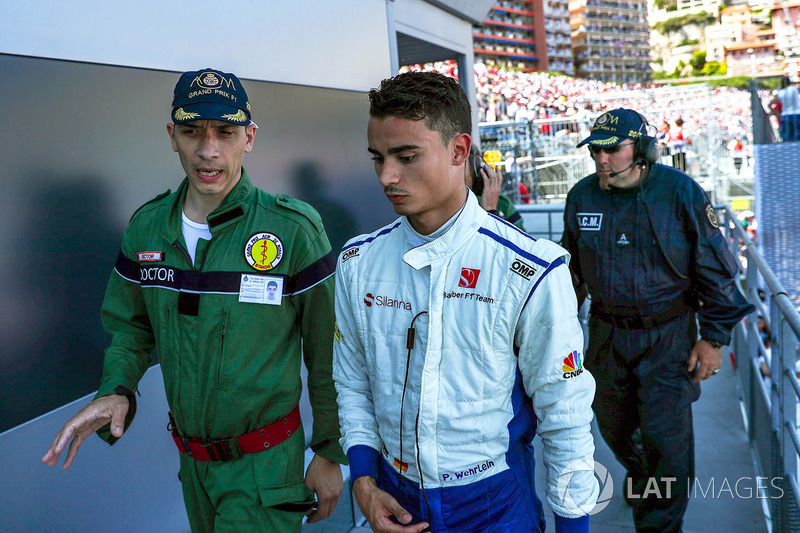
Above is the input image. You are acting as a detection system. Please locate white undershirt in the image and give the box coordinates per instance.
[182,211,213,265]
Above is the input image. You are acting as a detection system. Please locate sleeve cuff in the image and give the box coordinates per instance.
[311,437,348,465]
[93,385,138,445]
[699,330,730,347]
[554,513,589,533]
[346,444,381,481]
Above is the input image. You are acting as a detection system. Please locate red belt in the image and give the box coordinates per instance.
[169,406,301,461]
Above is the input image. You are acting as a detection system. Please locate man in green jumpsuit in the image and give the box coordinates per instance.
[42,68,346,532]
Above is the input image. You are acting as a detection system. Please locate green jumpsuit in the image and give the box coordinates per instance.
[477,193,526,230]
[95,169,345,532]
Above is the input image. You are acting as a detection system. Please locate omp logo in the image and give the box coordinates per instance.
[459,268,481,289]
[342,247,360,262]
[563,350,584,379]
[363,293,411,311]
[576,213,603,231]
[511,258,536,280]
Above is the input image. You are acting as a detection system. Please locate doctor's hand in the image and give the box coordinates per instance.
[352,476,429,533]
[41,394,129,469]
[304,453,343,523]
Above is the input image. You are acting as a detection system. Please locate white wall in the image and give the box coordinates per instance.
[389,0,480,136]
[1,0,392,91]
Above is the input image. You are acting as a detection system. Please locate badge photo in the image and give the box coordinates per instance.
[239,274,283,306]
[244,232,284,271]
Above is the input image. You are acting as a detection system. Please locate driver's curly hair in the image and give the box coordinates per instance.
[368,71,472,144]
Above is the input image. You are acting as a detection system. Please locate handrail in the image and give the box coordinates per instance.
[721,204,800,338]
[719,203,800,531]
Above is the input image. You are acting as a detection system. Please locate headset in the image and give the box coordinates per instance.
[468,145,486,196]
[588,110,658,170]
[632,111,659,166]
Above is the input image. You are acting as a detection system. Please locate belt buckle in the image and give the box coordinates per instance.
[617,316,634,329]
[202,437,243,461]
[640,315,655,329]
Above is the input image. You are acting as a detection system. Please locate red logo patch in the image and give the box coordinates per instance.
[138,252,163,262]
[459,268,481,289]
[364,293,374,307]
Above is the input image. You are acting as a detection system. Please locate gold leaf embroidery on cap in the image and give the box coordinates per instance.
[590,136,620,146]
[222,109,247,122]
[174,108,200,121]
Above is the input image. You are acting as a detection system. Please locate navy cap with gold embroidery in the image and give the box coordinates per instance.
[577,108,646,148]
[171,68,252,125]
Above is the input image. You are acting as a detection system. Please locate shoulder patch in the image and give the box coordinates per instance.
[130,189,172,221]
[705,204,719,229]
[275,194,324,233]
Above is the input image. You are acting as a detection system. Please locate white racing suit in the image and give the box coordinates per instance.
[333,192,599,532]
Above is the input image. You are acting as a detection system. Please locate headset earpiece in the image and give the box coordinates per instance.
[633,111,658,165]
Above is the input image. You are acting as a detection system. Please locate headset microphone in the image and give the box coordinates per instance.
[607,158,648,177]
[607,161,637,177]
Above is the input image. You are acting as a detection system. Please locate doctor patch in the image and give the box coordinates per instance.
[244,232,284,271]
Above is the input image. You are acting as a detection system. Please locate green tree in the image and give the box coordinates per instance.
[701,61,726,76]
[654,11,715,35]
[690,50,707,74]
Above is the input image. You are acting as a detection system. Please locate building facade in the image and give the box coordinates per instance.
[569,0,651,83]
[473,0,573,75]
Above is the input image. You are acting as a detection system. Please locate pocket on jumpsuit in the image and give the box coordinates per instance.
[255,430,314,512]
[259,481,315,513]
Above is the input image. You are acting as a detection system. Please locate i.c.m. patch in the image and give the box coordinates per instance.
[576,212,603,231]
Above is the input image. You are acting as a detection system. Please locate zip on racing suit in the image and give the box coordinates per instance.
[333,192,599,532]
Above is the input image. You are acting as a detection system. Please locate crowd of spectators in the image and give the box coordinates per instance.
[400,60,754,147]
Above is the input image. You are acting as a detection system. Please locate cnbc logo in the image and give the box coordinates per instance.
[562,350,584,379]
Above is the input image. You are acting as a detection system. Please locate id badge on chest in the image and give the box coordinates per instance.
[239,274,283,305]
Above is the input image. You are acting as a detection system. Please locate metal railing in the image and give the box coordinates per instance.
[719,205,800,532]
[480,84,757,209]
[479,114,595,204]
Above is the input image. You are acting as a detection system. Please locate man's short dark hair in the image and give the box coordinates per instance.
[368,71,472,144]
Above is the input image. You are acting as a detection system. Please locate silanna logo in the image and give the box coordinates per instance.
[363,293,412,311]
[459,268,481,289]
[563,350,584,379]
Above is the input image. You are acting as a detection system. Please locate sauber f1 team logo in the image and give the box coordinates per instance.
[563,350,584,379]
[244,233,284,271]
[459,268,481,289]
